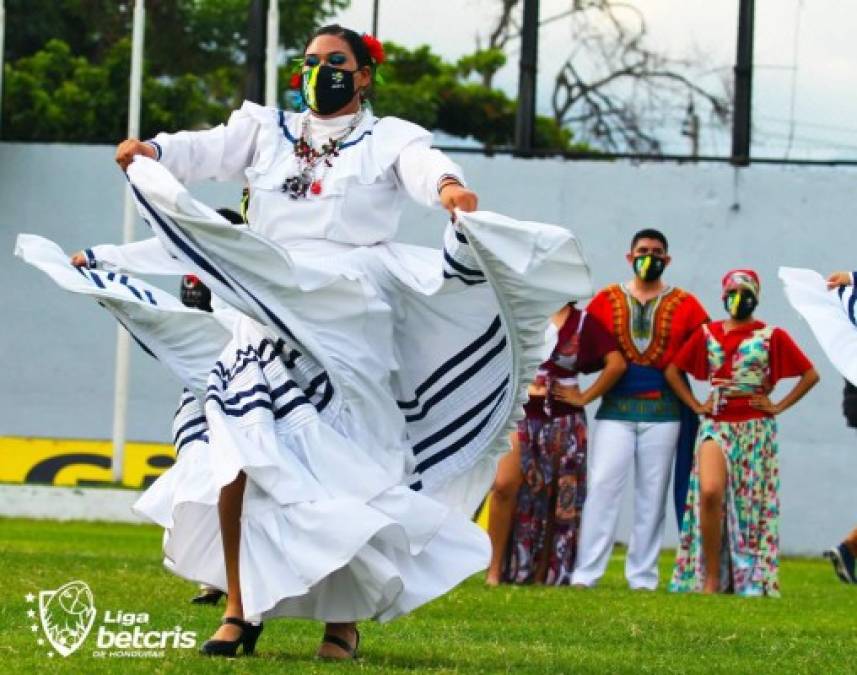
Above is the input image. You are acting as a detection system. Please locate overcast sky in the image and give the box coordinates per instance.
[331,0,857,159]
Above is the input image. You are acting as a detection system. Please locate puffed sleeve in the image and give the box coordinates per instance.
[768,327,814,386]
[577,312,619,374]
[89,237,189,275]
[671,325,710,381]
[395,140,466,208]
[146,107,261,185]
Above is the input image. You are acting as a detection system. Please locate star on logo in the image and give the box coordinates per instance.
[25,593,35,603]
[47,652,54,658]
[27,609,36,619]
[31,624,39,633]
[37,639,45,646]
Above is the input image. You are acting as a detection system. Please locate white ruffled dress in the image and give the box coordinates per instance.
[16,102,592,623]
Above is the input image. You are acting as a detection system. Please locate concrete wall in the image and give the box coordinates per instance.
[2,142,855,555]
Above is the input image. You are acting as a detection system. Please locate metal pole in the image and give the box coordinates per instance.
[264,0,279,106]
[111,0,146,484]
[245,0,267,103]
[731,0,755,166]
[514,0,539,154]
[0,0,6,136]
[372,0,380,36]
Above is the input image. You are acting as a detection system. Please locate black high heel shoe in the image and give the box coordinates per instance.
[200,617,263,657]
[318,627,360,660]
[190,588,224,605]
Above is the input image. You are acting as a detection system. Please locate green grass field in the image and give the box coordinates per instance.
[1,517,854,674]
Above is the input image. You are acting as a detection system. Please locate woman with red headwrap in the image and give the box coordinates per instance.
[664,269,819,596]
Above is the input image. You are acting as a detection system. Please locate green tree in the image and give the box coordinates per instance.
[372,43,584,151]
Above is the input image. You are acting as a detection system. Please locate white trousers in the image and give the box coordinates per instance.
[572,419,680,589]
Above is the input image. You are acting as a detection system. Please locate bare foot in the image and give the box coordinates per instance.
[316,622,358,660]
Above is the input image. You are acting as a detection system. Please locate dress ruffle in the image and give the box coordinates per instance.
[17,157,592,623]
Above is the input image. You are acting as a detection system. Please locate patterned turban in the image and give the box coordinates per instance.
[721,269,760,298]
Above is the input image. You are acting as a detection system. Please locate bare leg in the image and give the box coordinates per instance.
[486,431,524,586]
[208,471,247,642]
[317,622,359,659]
[698,440,727,594]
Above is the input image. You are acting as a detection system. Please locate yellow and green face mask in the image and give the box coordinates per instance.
[301,65,355,115]
[632,254,666,282]
[724,289,758,320]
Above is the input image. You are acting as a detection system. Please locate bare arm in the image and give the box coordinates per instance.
[665,363,711,415]
[551,350,627,407]
[750,368,820,415]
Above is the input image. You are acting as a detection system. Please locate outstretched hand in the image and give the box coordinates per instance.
[440,183,478,219]
[115,138,156,172]
[70,251,88,268]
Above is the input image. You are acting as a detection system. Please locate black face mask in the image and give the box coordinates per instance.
[724,289,758,320]
[633,254,666,282]
[301,65,357,115]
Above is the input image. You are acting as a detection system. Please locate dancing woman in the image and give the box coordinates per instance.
[486,303,625,585]
[666,270,818,596]
[58,24,591,660]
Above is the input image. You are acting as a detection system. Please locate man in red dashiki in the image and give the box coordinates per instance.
[571,228,709,590]
[666,269,818,596]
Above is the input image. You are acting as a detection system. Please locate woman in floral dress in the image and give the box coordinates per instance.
[665,269,819,596]
[486,303,625,585]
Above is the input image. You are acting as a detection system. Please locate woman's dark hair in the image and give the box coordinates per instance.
[303,24,375,99]
[304,24,373,70]
[630,228,669,252]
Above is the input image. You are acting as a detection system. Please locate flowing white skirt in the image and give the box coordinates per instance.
[16,157,592,622]
[780,266,857,386]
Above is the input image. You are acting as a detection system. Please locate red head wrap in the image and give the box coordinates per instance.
[721,269,760,298]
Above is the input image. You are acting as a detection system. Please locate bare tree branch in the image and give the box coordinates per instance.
[485,0,731,154]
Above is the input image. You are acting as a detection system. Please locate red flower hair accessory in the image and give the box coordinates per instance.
[289,72,301,90]
[362,33,385,65]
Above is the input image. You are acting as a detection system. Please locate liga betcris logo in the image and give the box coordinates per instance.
[26,580,197,659]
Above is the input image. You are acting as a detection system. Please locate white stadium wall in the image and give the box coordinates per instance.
[1,142,855,554]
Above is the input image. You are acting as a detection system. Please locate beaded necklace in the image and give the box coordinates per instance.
[281,109,365,200]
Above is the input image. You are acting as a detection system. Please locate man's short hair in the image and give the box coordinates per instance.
[630,228,668,252]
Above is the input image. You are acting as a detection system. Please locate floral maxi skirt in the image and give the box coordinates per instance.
[670,416,780,597]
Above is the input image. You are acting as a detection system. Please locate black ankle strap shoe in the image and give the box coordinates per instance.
[200,616,264,657]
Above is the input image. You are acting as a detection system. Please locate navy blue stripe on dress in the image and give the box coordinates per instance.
[84,248,96,267]
[398,316,502,409]
[454,230,469,244]
[131,185,237,295]
[133,184,334,411]
[109,310,158,360]
[443,271,485,286]
[443,249,483,278]
[412,377,509,455]
[404,335,507,423]
[176,393,196,415]
[176,430,208,453]
[339,128,373,149]
[273,395,314,420]
[173,416,207,444]
[848,288,857,326]
[278,110,297,143]
[89,271,105,288]
[414,392,507,474]
[145,139,163,160]
[206,394,273,417]
[409,480,423,492]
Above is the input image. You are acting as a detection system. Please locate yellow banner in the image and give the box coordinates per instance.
[0,437,175,489]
